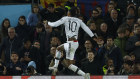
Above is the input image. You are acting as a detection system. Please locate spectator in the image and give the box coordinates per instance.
[64,0,76,12]
[15,16,30,41]
[22,61,41,75]
[27,4,41,27]
[99,36,123,73]
[129,23,139,37]
[50,36,61,47]
[127,6,137,18]
[129,52,136,62]
[18,39,32,65]
[98,23,108,41]
[105,9,122,38]
[81,50,103,75]
[29,40,44,74]
[96,5,103,18]
[41,21,52,56]
[120,14,135,32]
[102,58,115,75]
[95,36,105,60]
[125,28,131,39]
[132,59,140,75]
[123,55,131,62]
[87,9,104,31]
[0,27,22,63]
[77,39,96,63]
[45,46,56,74]
[40,3,64,22]
[109,0,125,19]
[0,18,11,39]
[104,3,115,20]
[29,22,44,42]
[126,25,140,59]
[118,60,133,75]
[114,27,127,57]
[84,21,98,40]
[6,52,26,75]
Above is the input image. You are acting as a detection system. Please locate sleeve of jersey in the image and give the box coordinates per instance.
[80,20,94,37]
[48,17,65,27]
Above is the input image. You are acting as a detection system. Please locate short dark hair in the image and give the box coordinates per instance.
[36,22,44,28]
[107,36,114,40]
[48,3,54,8]
[96,5,102,9]
[11,51,19,56]
[18,15,26,20]
[97,36,104,41]
[69,7,77,17]
[32,4,39,13]
[23,39,31,44]
[92,8,99,13]
[87,50,97,56]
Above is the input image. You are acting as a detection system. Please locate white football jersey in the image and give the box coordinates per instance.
[48,16,94,41]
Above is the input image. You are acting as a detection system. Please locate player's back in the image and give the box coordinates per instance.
[63,16,81,40]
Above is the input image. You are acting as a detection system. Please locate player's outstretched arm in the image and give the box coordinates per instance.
[47,17,66,27]
[80,20,95,37]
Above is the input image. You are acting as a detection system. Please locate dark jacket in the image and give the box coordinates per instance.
[6,61,26,75]
[114,37,127,57]
[29,47,43,74]
[81,58,103,75]
[99,44,123,73]
[15,23,30,41]
[18,46,32,65]
[0,36,22,63]
[126,34,140,58]
[39,8,64,22]
[105,18,122,38]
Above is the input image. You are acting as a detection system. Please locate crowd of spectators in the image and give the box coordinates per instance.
[0,0,140,76]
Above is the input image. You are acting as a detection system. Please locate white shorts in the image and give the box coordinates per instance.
[64,41,79,60]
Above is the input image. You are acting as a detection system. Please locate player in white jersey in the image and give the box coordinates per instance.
[45,7,96,79]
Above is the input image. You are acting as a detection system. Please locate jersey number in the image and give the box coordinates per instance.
[68,20,77,32]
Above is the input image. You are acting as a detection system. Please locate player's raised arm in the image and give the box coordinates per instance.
[47,17,66,27]
[80,20,96,38]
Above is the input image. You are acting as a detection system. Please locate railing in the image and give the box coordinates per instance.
[0,75,140,79]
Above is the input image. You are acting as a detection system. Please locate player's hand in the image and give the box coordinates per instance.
[92,35,98,42]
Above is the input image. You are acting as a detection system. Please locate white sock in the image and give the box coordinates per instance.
[54,50,61,68]
[68,64,85,76]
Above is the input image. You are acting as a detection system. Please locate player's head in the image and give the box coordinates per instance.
[67,7,77,17]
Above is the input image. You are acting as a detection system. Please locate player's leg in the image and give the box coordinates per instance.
[63,42,87,77]
[62,59,90,79]
[63,41,90,79]
[49,44,64,70]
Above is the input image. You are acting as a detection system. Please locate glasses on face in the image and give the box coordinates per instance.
[19,20,24,22]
